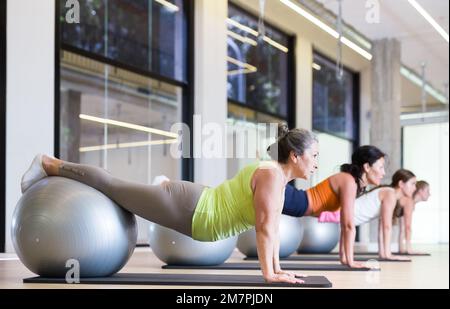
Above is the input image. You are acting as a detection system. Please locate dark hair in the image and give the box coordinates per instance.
[391,169,416,187]
[392,173,420,221]
[340,145,386,195]
[267,124,318,164]
[414,180,429,197]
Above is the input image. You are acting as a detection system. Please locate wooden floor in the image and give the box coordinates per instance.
[0,244,448,289]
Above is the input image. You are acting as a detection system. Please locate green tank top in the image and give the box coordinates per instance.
[192,161,269,242]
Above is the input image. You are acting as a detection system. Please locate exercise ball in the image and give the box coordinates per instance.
[237,215,304,258]
[12,177,137,278]
[148,223,237,265]
[297,217,340,254]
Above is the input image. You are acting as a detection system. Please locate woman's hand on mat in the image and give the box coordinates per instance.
[385,255,411,261]
[347,261,372,269]
[276,270,308,279]
[264,273,304,284]
[406,250,423,255]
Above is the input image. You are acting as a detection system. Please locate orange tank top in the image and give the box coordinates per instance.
[306,178,340,216]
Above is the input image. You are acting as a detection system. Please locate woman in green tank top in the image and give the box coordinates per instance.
[23,125,319,284]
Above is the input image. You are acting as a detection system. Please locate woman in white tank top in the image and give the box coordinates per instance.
[396,181,430,254]
[319,169,418,260]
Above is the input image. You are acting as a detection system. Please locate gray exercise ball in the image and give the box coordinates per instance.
[12,176,137,278]
[148,223,237,265]
[297,217,340,254]
[237,215,304,258]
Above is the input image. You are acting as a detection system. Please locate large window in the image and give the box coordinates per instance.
[227,4,292,120]
[59,51,183,181]
[226,4,294,176]
[312,52,359,144]
[58,0,192,243]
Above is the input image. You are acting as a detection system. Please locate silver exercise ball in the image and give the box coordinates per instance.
[148,223,237,265]
[12,177,137,278]
[237,215,304,258]
[297,217,340,254]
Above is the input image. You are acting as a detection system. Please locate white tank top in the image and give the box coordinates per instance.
[354,188,383,226]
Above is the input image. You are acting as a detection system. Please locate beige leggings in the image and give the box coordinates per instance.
[59,162,207,237]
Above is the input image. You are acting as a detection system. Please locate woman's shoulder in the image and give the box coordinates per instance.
[332,171,354,181]
[377,186,395,198]
[374,187,397,208]
[252,161,284,183]
[255,161,281,176]
[256,160,278,169]
[360,186,390,197]
[330,172,357,188]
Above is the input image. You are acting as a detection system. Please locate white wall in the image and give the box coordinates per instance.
[312,133,353,185]
[403,122,449,244]
[194,0,228,187]
[5,0,55,252]
[295,37,314,190]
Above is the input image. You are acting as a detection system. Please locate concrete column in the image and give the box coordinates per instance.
[357,66,372,245]
[370,39,402,178]
[368,38,402,245]
[194,0,228,186]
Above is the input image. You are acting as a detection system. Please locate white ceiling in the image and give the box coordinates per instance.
[315,0,449,98]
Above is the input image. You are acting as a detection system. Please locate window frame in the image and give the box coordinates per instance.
[54,0,195,181]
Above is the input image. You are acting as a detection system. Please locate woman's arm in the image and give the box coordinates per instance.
[272,213,281,273]
[253,169,302,284]
[378,218,385,258]
[339,227,347,264]
[338,174,360,267]
[378,193,411,260]
[379,190,396,258]
[402,199,415,253]
[398,217,406,253]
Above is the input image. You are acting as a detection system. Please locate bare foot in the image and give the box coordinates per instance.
[42,155,63,176]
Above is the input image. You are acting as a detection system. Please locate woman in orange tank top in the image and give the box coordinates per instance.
[283,145,387,269]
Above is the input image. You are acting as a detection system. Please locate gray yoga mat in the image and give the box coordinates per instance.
[162,262,379,271]
[244,256,410,262]
[23,273,332,288]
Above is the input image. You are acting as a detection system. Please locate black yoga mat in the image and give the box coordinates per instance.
[243,256,411,262]
[395,253,431,256]
[23,273,332,288]
[162,262,379,272]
